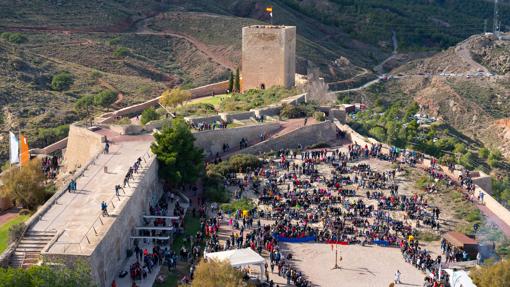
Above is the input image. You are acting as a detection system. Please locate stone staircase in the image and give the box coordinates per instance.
[10,230,56,268]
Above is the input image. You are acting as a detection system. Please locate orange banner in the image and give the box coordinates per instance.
[266,7,273,12]
[20,135,29,166]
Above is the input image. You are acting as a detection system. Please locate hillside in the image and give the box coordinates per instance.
[1,0,510,163]
[349,34,510,159]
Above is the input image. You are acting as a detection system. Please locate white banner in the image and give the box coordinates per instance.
[9,132,19,164]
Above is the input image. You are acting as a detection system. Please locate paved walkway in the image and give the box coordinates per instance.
[31,138,152,254]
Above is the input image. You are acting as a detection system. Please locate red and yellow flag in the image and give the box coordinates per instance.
[20,135,29,166]
[266,7,273,12]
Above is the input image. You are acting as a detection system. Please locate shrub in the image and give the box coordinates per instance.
[220,198,255,213]
[1,32,27,44]
[478,147,490,159]
[51,71,74,91]
[94,90,117,109]
[207,154,261,177]
[8,223,25,243]
[280,104,307,119]
[203,175,230,203]
[313,111,326,121]
[113,47,130,57]
[113,117,131,125]
[140,108,160,125]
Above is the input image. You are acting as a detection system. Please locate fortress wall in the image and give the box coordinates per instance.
[240,121,338,155]
[63,125,105,172]
[86,157,162,286]
[41,157,161,287]
[193,123,281,157]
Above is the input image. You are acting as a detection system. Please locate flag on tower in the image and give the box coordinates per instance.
[9,132,19,164]
[20,134,29,166]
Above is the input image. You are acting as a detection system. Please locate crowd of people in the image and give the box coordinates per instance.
[41,155,60,179]
[189,120,228,131]
[200,143,470,286]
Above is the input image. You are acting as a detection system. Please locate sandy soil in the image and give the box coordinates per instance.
[283,243,424,287]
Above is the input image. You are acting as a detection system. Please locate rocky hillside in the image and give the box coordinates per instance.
[1,0,510,164]
[358,35,510,158]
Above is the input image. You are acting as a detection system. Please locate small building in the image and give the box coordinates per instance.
[443,231,479,259]
[242,25,296,91]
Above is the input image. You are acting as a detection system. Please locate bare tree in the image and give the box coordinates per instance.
[305,68,335,105]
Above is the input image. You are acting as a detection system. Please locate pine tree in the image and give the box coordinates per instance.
[234,67,241,92]
[228,70,234,93]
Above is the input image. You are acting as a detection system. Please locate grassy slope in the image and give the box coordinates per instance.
[0,214,30,253]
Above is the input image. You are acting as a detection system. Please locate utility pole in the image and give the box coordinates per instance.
[484,19,488,34]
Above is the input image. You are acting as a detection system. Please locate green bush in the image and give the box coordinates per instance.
[140,107,160,125]
[207,154,261,177]
[8,223,25,243]
[51,71,74,91]
[203,175,230,203]
[219,86,298,112]
[478,147,490,159]
[113,117,131,125]
[113,47,130,57]
[1,32,27,44]
[280,104,306,119]
[313,111,326,121]
[220,198,255,213]
[94,90,117,108]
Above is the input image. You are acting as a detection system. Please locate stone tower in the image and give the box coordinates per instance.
[241,25,296,92]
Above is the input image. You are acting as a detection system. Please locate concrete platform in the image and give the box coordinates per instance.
[35,138,153,255]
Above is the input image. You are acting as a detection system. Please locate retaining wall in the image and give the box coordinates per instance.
[219,111,255,122]
[184,115,222,125]
[63,125,105,172]
[240,121,338,155]
[193,123,281,157]
[98,81,229,124]
[252,105,282,118]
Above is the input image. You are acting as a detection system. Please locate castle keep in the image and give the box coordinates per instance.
[242,25,296,91]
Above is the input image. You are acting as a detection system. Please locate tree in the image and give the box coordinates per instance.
[140,108,160,125]
[478,147,490,159]
[228,70,234,93]
[234,67,241,93]
[0,159,49,210]
[0,261,96,287]
[471,259,510,287]
[151,119,204,184]
[51,71,74,91]
[93,90,117,110]
[191,260,248,287]
[159,88,192,108]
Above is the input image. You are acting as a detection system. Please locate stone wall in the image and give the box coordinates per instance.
[109,124,144,135]
[219,111,255,122]
[240,121,338,155]
[252,106,282,118]
[63,125,105,172]
[193,123,281,157]
[242,25,296,91]
[184,115,222,125]
[97,81,229,124]
[87,157,162,286]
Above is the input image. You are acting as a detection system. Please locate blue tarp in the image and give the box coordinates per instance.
[273,234,316,243]
[373,240,389,246]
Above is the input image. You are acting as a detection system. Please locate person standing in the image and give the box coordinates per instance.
[394,270,401,284]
